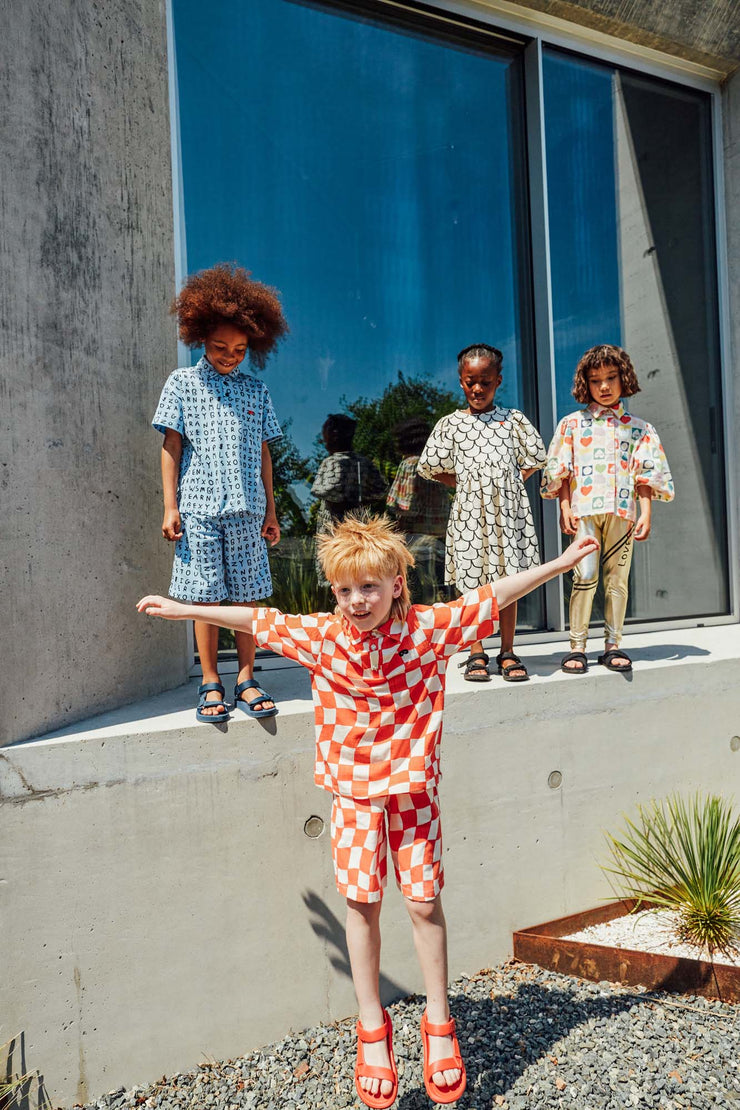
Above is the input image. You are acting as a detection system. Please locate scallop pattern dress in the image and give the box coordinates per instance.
[417,407,546,590]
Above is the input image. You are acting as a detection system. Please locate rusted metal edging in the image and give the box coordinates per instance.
[513,900,740,1003]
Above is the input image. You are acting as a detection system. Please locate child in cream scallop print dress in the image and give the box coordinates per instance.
[417,343,546,682]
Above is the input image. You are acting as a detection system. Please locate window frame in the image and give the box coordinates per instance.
[165,0,737,676]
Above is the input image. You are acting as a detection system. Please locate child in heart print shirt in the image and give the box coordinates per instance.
[541,344,673,675]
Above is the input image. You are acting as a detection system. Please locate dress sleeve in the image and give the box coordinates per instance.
[416,416,455,480]
[416,584,499,657]
[261,385,282,443]
[152,373,184,436]
[252,608,331,670]
[514,412,547,470]
[541,416,574,498]
[630,424,674,502]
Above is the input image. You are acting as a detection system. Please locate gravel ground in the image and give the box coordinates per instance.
[77,960,740,1110]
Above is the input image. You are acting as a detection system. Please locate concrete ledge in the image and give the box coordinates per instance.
[3,625,739,1105]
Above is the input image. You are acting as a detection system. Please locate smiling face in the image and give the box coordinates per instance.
[587,362,623,407]
[204,322,249,374]
[459,355,502,413]
[332,571,404,632]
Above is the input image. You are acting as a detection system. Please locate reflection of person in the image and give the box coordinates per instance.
[138,515,600,1110]
[417,344,546,683]
[542,344,674,674]
[387,417,450,601]
[152,263,287,722]
[311,414,387,534]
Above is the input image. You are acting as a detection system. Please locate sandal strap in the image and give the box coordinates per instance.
[600,649,631,663]
[496,651,522,665]
[562,651,587,663]
[234,680,270,699]
[422,1015,456,1038]
[198,682,225,696]
[426,1054,462,1073]
[459,652,489,670]
[357,1018,391,1044]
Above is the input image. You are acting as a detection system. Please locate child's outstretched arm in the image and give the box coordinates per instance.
[137,596,256,633]
[493,536,599,610]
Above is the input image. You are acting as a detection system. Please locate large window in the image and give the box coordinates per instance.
[170,0,730,640]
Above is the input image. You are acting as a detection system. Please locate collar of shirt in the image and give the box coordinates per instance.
[198,355,245,380]
[587,400,628,420]
[340,614,407,647]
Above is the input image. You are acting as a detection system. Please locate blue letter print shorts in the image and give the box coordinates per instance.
[170,511,273,603]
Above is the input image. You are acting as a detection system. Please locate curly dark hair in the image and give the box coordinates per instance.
[572,344,641,404]
[393,416,431,456]
[171,263,288,368]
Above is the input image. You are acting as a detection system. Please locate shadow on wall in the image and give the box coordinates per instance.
[1,1031,51,1110]
[302,891,409,1005]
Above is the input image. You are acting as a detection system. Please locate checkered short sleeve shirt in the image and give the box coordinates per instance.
[252,585,499,798]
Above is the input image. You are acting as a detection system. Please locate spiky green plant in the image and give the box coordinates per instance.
[603,793,740,957]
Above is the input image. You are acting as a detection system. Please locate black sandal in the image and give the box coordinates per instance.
[560,651,588,674]
[459,652,491,682]
[496,651,529,682]
[598,649,632,672]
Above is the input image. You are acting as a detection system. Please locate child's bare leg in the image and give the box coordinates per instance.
[346,899,393,1100]
[193,612,225,716]
[405,895,461,1091]
[497,601,527,678]
[234,611,274,710]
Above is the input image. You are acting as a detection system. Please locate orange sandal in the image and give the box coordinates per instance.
[420,1011,467,1104]
[355,1009,398,1109]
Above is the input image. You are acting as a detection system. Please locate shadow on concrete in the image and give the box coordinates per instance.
[302,890,409,1005]
[1,1032,51,1110]
[396,982,637,1109]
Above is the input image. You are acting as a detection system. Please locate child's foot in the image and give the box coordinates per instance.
[427,1030,462,1091]
[355,1010,397,1107]
[195,682,230,723]
[598,644,632,671]
[420,1010,466,1103]
[561,650,588,673]
[234,679,275,713]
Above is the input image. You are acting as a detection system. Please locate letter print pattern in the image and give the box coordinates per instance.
[152,356,282,516]
[417,407,546,590]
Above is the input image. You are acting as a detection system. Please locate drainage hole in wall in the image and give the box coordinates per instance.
[731,736,740,753]
[304,815,325,838]
[548,771,563,789]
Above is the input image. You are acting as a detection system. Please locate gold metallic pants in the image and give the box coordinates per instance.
[569,514,634,650]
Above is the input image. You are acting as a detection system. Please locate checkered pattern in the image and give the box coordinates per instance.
[331,789,443,902]
[252,584,498,798]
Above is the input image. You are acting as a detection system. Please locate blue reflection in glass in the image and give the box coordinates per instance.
[173,0,530,456]
[543,51,621,416]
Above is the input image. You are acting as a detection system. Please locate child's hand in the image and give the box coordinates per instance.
[262,512,281,547]
[137,595,187,620]
[162,509,183,542]
[559,535,600,570]
[634,512,651,541]
[559,504,579,535]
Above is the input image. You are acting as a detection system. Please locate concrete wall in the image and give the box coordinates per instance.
[2,648,740,1106]
[0,0,187,747]
[724,68,740,565]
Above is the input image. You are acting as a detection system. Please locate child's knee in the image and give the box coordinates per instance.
[404,894,443,923]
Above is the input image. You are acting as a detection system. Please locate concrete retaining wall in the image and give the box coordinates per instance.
[3,645,739,1105]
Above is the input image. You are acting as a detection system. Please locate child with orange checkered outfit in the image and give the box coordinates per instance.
[138,516,597,1108]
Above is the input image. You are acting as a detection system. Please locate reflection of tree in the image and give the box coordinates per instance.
[270,418,313,535]
[344,371,459,481]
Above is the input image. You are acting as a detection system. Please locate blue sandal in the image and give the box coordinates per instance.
[234,680,278,719]
[196,681,230,723]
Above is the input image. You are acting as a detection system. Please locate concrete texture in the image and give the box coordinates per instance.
[724,69,740,560]
[508,0,740,75]
[3,626,740,1106]
[0,0,186,746]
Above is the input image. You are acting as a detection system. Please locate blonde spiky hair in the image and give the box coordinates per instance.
[317,513,415,621]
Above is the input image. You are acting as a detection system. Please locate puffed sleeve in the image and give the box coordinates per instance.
[540,416,575,498]
[417,415,455,480]
[630,424,674,502]
[415,583,499,657]
[152,372,184,436]
[261,384,282,443]
[311,455,346,500]
[513,411,546,470]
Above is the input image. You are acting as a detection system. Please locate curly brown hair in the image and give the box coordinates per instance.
[171,263,288,368]
[572,344,641,404]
